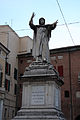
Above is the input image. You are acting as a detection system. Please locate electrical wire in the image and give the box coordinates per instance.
[0,21,80,34]
[58,21,80,26]
[56,0,75,45]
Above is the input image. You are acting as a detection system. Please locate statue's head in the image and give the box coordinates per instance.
[39,17,45,25]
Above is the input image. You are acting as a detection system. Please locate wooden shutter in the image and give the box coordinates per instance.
[0,72,3,87]
[8,80,10,91]
[5,79,8,90]
[58,65,63,77]
[5,62,11,75]
[14,84,17,95]
[14,68,17,80]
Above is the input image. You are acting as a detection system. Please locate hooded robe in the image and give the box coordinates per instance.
[29,20,56,63]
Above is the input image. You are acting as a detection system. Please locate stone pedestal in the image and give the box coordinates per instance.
[12,61,65,120]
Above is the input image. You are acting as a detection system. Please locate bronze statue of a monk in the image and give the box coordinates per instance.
[29,12,58,63]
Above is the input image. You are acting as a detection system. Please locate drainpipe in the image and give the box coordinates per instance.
[69,51,73,120]
[7,32,9,49]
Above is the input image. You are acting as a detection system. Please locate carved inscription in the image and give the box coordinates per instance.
[31,86,45,105]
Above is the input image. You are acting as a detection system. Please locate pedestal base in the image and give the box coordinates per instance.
[12,108,65,120]
[12,61,65,120]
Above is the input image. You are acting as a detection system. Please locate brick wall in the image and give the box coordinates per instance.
[17,46,80,120]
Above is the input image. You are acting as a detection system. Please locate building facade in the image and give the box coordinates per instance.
[17,45,80,120]
[0,25,20,120]
[0,25,33,120]
[50,46,80,120]
[0,42,10,120]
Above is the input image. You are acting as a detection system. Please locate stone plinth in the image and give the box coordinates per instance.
[12,61,65,120]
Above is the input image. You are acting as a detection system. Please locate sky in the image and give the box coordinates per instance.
[0,0,80,49]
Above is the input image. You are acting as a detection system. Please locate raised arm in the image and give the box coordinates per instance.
[51,20,58,30]
[29,12,36,30]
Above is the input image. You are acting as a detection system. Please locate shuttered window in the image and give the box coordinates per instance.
[14,68,17,80]
[14,84,17,95]
[54,66,56,69]
[78,72,80,82]
[0,72,3,87]
[64,90,69,98]
[58,65,63,77]
[5,79,10,91]
[5,62,11,75]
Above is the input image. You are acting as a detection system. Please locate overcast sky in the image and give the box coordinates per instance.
[0,0,80,49]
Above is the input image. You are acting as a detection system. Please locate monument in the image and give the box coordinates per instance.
[12,13,65,120]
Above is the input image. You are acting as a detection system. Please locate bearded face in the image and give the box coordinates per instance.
[39,18,45,25]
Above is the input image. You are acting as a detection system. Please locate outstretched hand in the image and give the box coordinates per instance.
[31,12,35,19]
[55,20,58,25]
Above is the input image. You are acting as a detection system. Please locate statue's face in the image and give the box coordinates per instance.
[39,18,45,25]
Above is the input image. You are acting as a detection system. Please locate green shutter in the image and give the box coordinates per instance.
[8,80,10,91]
[5,79,10,91]
[5,62,11,76]
[14,84,17,95]
[5,79,8,90]
[0,72,3,87]
[8,64,11,75]
[5,62,8,74]
[14,68,17,80]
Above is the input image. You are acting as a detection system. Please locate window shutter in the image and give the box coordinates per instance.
[58,65,63,77]
[5,79,10,91]
[64,90,69,98]
[5,62,11,76]
[8,64,11,75]
[78,72,80,82]
[5,62,8,74]
[14,68,17,80]
[54,66,56,69]
[5,79,8,90]
[0,72,3,87]
[8,80,10,91]
[14,84,17,95]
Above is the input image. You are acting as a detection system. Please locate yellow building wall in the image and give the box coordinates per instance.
[0,51,6,87]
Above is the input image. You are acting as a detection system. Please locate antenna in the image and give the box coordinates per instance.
[5,22,8,25]
[11,19,13,27]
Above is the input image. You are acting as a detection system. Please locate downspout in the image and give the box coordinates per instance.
[69,51,73,120]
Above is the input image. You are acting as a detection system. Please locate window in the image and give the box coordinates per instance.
[64,90,69,98]
[0,72,3,87]
[76,91,80,98]
[5,79,10,91]
[20,60,23,64]
[12,110,14,118]
[19,84,22,89]
[51,56,56,60]
[75,115,80,120]
[4,108,7,120]
[14,84,17,95]
[58,56,63,60]
[58,65,63,77]
[5,62,11,75]
[14,68,18,80]
[78,72,80,82]
[54,66,56,69]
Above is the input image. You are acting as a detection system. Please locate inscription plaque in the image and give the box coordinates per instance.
[31,86,45,105]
